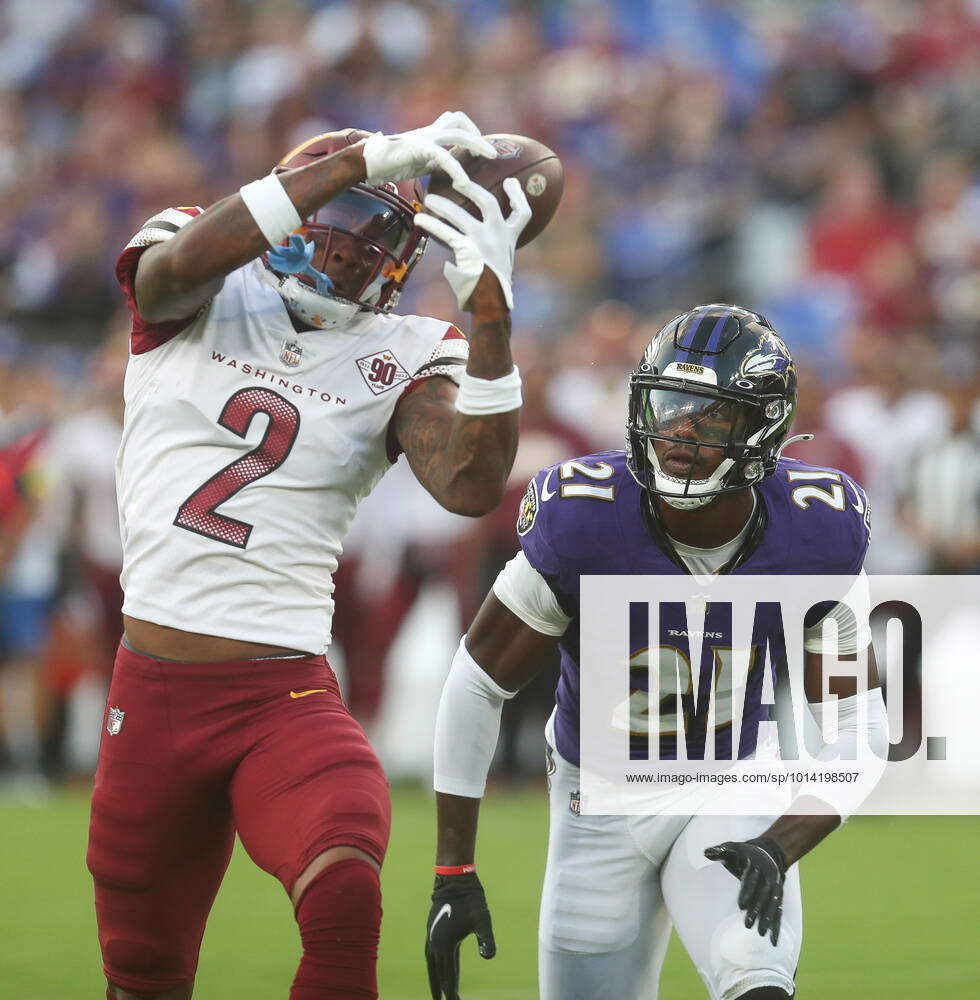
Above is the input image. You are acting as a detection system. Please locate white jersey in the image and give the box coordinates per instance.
[115,207,467,654]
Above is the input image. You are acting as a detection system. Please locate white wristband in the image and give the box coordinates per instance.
[239,173,303,248]
[454,366,522,415]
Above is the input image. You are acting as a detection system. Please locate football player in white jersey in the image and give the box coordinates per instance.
[87,112,531,1000]
[425,306,889,1000]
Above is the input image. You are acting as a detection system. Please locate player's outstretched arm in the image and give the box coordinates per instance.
[135,111,495,323]
[427,594,558,999]
[399,180,531,517]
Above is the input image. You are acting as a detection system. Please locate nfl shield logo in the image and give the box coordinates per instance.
[106,707,125,736]
[280,340,303,368]
[490,138,522,159]
[569,790,581,815]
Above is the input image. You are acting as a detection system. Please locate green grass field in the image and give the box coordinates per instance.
[2,785,978,997]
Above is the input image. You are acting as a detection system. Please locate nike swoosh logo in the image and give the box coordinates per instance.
[541,469,556,501]
[846,480,864,514]
[289,689,329,699]
[429,903,452,941]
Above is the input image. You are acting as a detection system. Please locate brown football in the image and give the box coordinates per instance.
[426,133,563,248]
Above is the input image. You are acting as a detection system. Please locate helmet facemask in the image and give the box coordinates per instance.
[627,379,793,509]
[264,185,425,330]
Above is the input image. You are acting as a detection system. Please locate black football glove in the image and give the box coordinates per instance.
[704,836,788,945]
[425,872,496,1000]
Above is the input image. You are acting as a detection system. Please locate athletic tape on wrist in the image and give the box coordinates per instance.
[454,366,522,415]
[239,174,303,248]
[435,864,476,876]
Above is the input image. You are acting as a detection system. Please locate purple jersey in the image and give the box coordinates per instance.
[516,451,871,766]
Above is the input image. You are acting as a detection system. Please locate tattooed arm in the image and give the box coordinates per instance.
[394,273,519,517]
[134,148,368,323]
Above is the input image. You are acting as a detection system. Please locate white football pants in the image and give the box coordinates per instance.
[539,739,802,1000]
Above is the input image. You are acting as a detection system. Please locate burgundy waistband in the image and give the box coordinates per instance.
[115,641,331,682]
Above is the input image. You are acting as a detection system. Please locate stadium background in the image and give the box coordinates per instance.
[0,0,978,996]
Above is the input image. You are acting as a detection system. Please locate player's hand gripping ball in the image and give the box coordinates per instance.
[426,133,564,248]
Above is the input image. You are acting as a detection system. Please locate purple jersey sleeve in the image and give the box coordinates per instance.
[516,469,561,577]
[841,472,872,574]
[515,465,576,621]
[516,452,633,615]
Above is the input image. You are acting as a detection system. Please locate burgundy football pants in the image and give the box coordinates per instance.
[87,644,391,994]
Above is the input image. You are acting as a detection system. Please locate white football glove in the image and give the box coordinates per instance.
[414,177,532,311]
[361,111,496,189]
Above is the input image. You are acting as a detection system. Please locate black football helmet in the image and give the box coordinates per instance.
[626,304,798,509]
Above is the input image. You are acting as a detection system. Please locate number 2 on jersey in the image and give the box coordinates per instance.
[174,388,300,548]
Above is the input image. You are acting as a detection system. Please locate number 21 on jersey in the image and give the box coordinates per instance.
[543,460,616,502]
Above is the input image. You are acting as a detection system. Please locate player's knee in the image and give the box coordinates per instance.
[709,913,796,1000]
[295,856,381,942]
[101,928,197,997]
[291,844,380,908]
[292,858,382,999]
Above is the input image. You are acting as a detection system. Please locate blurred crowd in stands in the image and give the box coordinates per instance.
[0,0,977,786]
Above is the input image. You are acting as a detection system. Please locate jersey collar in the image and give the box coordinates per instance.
[640,488,769,575]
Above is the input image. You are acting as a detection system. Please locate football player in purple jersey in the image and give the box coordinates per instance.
[425,304,889,1000]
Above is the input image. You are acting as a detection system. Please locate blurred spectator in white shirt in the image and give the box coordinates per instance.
[825,329,949,572]
[899,377,980,574]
